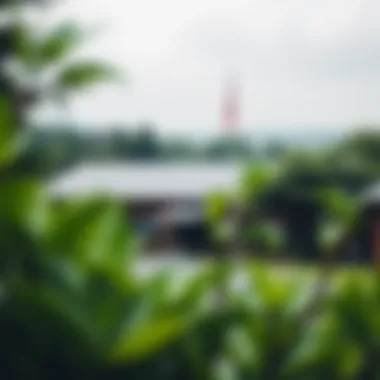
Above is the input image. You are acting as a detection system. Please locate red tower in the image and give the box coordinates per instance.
[220,78,240,132]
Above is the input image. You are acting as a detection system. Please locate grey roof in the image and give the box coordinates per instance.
[48,162,241,200]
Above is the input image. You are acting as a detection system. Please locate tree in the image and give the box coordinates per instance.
[132,124,161,159]
[336,129,380,165]
[0,0,119,177]
[204,136,254,160]
[13,22,119,125]
[264,140,287,160]
[1,0,119,128]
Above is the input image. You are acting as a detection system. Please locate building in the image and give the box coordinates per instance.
[48,162,241,254]
[338,181,380,264]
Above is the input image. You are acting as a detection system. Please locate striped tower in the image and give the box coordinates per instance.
[220,78,240,133]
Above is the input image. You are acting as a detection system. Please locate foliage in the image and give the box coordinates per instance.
[1,1,380,379]
[2,100,379,379]
[56,61,119,95]
[1,165,379,379]
[246,222,284,256]
[1,0,119,131]
[0,0,119,180]
[204,136,255,160]
[12,20,119,109]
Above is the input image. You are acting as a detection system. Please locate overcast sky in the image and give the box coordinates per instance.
[37,0,380,134]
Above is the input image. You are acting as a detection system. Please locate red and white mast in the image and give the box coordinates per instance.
[220,77,240,133]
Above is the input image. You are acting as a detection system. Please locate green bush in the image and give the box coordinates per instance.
[1,127,379,379]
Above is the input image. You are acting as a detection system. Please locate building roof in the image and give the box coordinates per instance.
[48,162,241,200]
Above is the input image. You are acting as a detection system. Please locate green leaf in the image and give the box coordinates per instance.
[6,280,98,355]
[109,316,185,362]
[338,343,363,378]
[206,192,229,223]
[284,313,343,374]
[212,356,239,380]
[0,179,48,235]
[56,61,119,92]
[14,21,83,69]
[172,266,218,310]
[48,198,132,272]
[225,327,257,369]
[241,165,276,199]
[0,98,24,167]
[14,22,39,69]
[39,23,83,66]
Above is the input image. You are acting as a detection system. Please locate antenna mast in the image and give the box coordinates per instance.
[220,76,240,133]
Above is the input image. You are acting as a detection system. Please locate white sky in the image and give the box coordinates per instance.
[36,0,380,134]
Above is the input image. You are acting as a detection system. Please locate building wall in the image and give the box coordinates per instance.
[127,198,210,254]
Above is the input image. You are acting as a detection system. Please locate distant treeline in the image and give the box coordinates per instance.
[18,125,291,176]
[12,125,380,192]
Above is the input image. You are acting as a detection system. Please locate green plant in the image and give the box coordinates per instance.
[1,2,380,379]
[12,20,119,118]
[1,149,379,379]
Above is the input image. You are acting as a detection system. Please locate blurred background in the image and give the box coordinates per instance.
[1,0,380,379]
